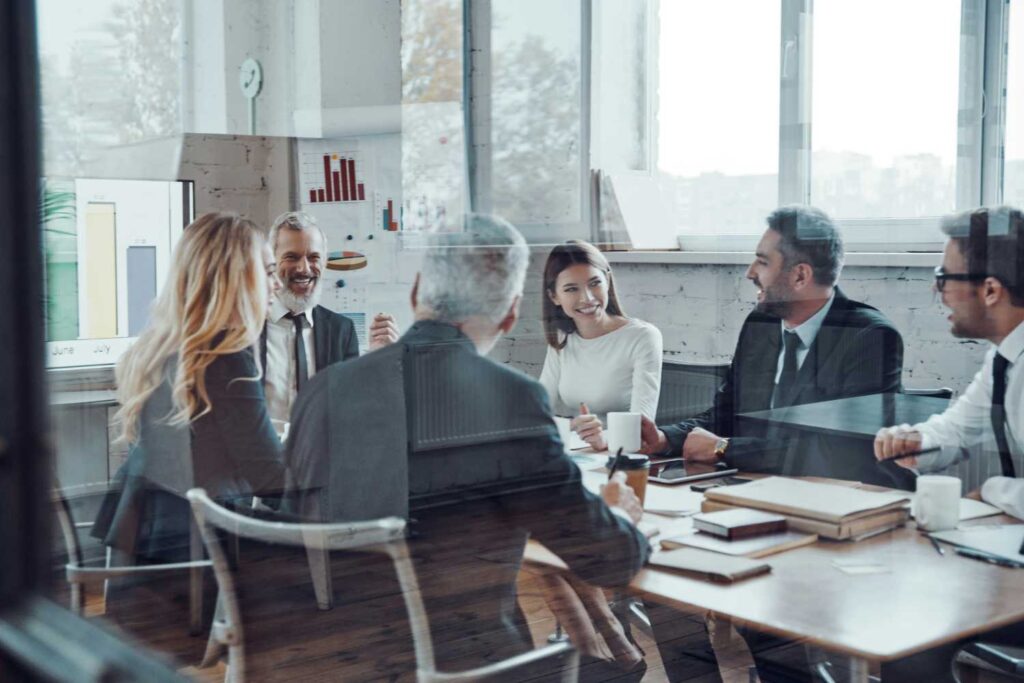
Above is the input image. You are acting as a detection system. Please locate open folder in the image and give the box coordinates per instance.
[930,525,1024,563]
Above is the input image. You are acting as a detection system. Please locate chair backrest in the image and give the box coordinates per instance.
[902,386,954,400]
[655,360,729,424]
[185,488,577,683]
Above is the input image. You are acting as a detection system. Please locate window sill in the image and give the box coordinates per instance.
[603,250,941,268]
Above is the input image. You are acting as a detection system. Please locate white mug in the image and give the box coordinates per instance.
[607,412,642,454]
[913,475,961,532]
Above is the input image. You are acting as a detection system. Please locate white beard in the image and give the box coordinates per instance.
[276,280,322,313]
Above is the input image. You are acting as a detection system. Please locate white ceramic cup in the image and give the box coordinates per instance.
[913,475,961,532]
[607,412,642,454]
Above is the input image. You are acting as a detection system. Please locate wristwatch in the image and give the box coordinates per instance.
[713,437,730,459]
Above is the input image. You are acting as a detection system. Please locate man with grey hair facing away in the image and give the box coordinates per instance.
[262,211,400,427]
[283,213,649,679]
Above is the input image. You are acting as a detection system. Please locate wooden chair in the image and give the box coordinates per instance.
[186,487,579,683]
[52,482,211,635]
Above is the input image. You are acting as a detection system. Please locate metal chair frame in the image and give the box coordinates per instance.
[186,487,578,683]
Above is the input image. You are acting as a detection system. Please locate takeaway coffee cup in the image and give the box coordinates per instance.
[607,412,642,454]
[913,475,961,532]
[607,453,651,505]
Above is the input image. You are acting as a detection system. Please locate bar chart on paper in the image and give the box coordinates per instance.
[302,151,367,203]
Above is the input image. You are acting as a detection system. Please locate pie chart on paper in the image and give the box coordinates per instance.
[326,250,368,271]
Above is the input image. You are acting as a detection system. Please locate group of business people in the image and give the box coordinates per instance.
[88,201,1023,681]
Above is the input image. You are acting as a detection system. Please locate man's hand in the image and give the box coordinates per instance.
[368,313,400,351]
[601,471,643,524]
[682,427,722,463]
[572,403,607,451]
[873,424,923,469]
[638,416,668,455]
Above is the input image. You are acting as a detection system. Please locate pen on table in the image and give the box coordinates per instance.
[880,446,942,462]
[928,535,945,556]
[607,447,624,481]
[954,547,1024,568]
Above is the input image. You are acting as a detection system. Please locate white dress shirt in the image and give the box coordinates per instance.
[771,292,835,407]
[539,318,663,420]
[915,320,1024,516]
[265,298,317,423]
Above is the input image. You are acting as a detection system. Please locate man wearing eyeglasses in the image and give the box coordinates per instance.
[875,206,1024,517]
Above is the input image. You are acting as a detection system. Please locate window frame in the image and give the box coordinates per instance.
[465,0,1018,251]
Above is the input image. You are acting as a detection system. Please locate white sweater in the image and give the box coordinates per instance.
[539,318,663,420]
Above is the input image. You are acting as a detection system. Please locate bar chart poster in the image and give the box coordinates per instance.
[302,151,367,204]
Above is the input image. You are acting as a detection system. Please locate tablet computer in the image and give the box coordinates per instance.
[648,459,738,485]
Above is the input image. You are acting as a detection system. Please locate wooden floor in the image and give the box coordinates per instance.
[66,569,755,682]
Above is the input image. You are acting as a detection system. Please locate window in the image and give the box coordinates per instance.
[657,0,781,240]
[811,0,960,222]
[489,0,584,229]
[1006,0,1024,207]
[573,0,1021,250]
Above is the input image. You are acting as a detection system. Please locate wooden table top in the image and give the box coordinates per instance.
[525,468,1024,663]
[738,393,950,440]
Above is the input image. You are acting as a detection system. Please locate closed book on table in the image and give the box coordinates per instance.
[649,548,771,583]
[700,499,910,541]
[661,530,818,558]
[692,508,787,539]
[704,477,909,523]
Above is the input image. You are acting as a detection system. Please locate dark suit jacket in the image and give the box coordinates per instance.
[663,288,907,484]
[283,320,649,670]
[259,304,360,374]
[93,349,285,561]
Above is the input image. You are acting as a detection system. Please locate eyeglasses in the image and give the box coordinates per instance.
[933,266,988,292]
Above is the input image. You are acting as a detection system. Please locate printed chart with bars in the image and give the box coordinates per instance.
[302,151,367,203]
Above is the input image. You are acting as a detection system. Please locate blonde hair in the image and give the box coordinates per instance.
[115,212,268,444]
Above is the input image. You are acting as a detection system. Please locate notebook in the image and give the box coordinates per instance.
[650,548,771,583]
[693,508,787,539]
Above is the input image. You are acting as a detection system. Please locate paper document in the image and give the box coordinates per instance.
[705,477,910,524]
[644,485,701,517]
[905,496,1002,522]
[930,524,1024,562]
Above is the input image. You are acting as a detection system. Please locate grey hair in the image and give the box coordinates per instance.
[418,214,529,324]
[269,211,327,252]
[766,205,844,286]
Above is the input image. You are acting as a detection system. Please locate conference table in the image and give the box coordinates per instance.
[525,455,1024,682]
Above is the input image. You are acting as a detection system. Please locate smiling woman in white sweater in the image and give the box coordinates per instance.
[539,240,663,450]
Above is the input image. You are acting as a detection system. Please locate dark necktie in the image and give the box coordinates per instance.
[991,352,1015,478]
[287,312,309,393]
[774,331,802,408]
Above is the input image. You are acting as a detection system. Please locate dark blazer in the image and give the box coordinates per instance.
[663,288,906,484]
[93,349,285,561]
[259,304,360,374]
[283,320,649,670]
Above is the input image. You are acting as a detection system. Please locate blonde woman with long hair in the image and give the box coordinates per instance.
[94,211,285,565]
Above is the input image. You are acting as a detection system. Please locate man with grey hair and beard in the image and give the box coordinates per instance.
[281,213,648,679]
[262,211,400,426]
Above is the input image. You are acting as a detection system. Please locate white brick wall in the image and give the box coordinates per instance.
[496,250,990,397]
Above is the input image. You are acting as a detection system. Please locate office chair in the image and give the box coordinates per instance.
[53,481,211,634]
[655,360,730,424]
[187,488,579,683]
